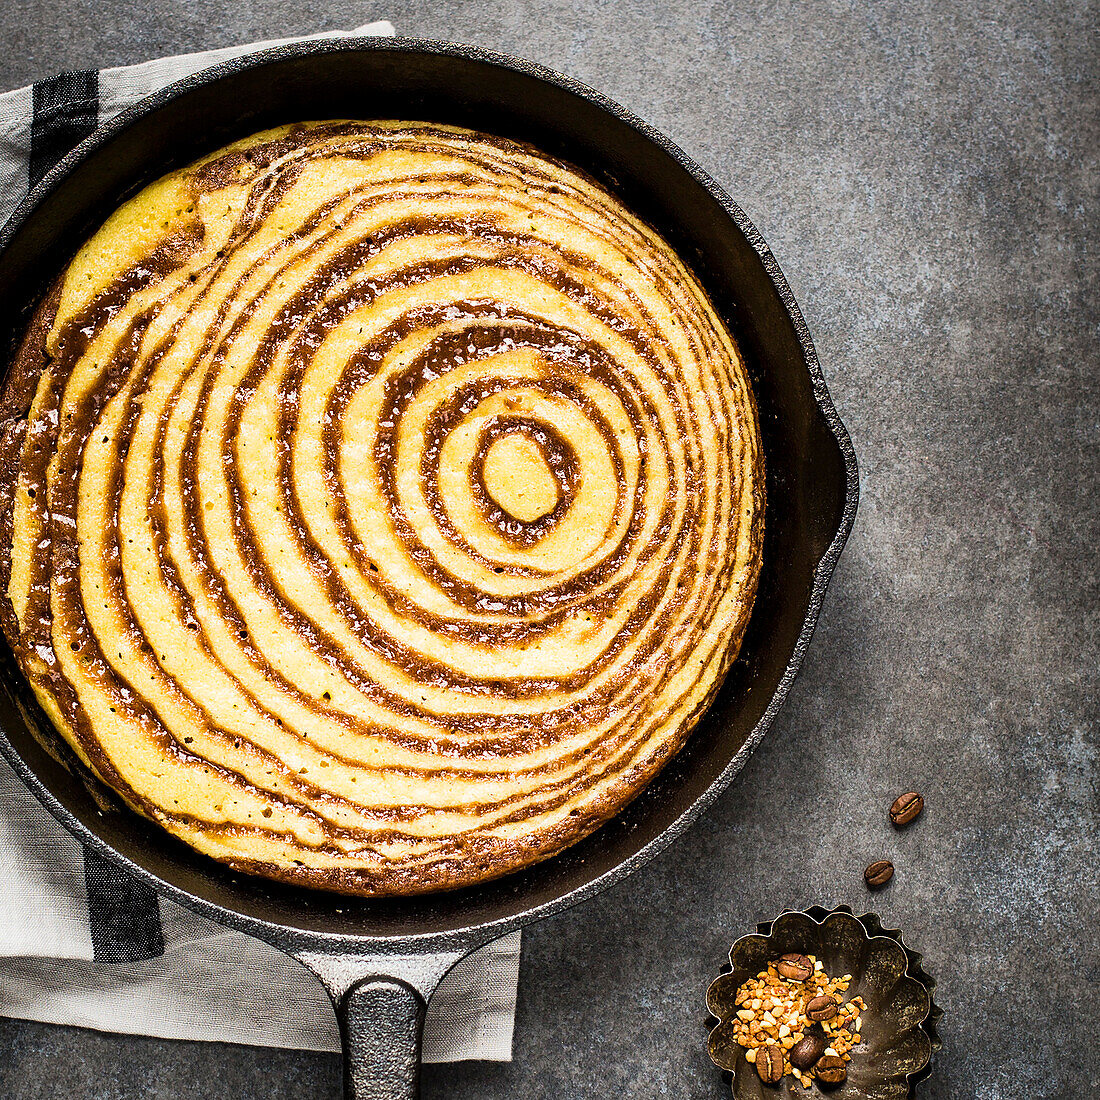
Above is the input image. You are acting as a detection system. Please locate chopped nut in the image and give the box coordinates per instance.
[719,955,868,1085]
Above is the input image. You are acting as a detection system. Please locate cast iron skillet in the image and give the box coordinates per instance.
[0,39,857,1099]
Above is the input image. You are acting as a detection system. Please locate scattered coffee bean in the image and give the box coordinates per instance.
[789,1032,825,1071]
[864,859,894,888]
[755,1042,784,1084]
[890,791,924,826]
[815,1054,847,1085]
[806,994,838,1021]
[777,952,814,981]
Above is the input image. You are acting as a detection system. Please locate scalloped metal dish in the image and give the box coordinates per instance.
[707,906,942,1097]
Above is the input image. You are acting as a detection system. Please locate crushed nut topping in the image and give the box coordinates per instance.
[729,956,866,1087]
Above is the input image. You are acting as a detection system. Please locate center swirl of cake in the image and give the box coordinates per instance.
[479,427,563,524]
[0,121,764,895]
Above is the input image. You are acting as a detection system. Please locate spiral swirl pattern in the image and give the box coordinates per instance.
[0,122,764,894]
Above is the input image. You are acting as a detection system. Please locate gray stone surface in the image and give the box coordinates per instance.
[0,1,1096,1097]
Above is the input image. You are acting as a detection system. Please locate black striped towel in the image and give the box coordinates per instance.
[0,24,521,1059]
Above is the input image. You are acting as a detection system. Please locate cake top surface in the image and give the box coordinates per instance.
[0,121,763,895]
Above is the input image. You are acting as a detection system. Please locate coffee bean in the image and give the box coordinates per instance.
[864,859,894,888]
[890,791,924,826]
[815,1055,847,1085]
[777,953,814,981]
[789,1032,825,1070]
[755,1042,784,1084]
[806,994,838,1021]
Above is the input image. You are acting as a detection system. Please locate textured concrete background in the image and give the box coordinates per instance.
[0,1,1096,1097]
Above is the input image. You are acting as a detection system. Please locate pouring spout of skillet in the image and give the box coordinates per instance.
[0,39,858,1099]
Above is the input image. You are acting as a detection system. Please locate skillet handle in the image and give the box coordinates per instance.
[336,976,425,1100]
[290,947,467,1100]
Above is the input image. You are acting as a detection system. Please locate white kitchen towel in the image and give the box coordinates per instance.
[0,23,522,1062]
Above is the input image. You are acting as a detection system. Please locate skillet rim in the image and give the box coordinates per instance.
[0,36,859,949]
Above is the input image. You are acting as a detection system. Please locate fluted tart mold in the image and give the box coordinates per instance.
[707,905,941,1097]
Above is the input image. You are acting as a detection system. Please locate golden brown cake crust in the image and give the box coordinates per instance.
[0,122,764,896]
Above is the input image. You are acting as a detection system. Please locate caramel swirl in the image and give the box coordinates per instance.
[0,122,764,895]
